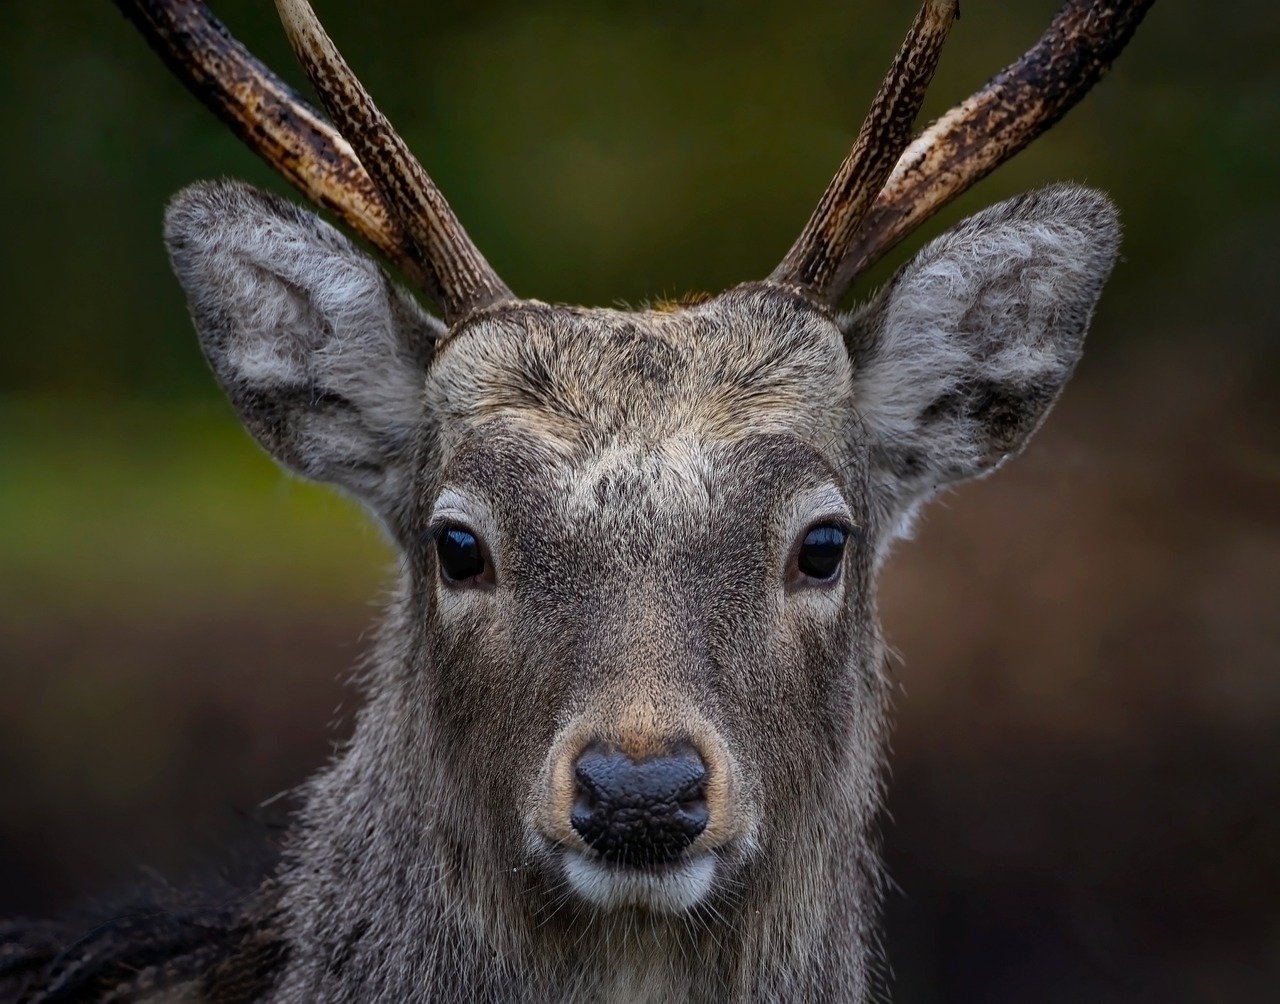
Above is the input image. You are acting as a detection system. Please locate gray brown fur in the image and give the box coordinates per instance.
[5,178,1119,1001]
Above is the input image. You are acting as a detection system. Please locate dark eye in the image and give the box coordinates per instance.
[435,525,486,583]
[795,524,847,582]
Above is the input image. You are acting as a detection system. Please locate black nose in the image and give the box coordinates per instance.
[570,744,709,866]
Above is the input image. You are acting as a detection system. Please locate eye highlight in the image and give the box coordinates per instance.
[793,524,848,583]
[434,524,488,584]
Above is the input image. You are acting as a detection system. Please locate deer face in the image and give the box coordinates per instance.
[420,290,871,913]
[165,178,1117,916]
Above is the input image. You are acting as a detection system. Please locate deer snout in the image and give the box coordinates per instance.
[570,744,708,866]
[532,706,753,887]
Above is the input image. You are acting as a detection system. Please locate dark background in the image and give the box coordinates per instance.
[2,2,1276,1000]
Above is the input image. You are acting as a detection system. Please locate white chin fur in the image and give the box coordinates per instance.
[563,852,716,912]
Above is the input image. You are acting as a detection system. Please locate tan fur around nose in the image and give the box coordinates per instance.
[535,697,746,855]
[606,700,677,761]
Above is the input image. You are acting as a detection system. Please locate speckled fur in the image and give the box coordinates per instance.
[5,179,1118,1002]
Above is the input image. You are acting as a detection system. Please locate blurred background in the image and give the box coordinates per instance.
[1,1,1276,1000]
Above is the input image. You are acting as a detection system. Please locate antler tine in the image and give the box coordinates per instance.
[837,0,1156,289]
[275,0,511,322]
[113,0,427,290]
[770,0,959,301]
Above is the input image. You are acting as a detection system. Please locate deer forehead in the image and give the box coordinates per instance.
[436,424,852,538]
[425,286,856,459]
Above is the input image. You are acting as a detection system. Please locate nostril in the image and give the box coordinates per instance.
[569,744,710,866]
[674,762,709,825]
[572,763,601,812]
[677,792,709,826]
[572,788,596,822]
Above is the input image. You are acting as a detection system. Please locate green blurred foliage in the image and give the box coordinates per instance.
[0,399,389,616]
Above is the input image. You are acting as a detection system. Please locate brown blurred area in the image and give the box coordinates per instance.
[1,1,1276,1000]
[880,343,1278,1001]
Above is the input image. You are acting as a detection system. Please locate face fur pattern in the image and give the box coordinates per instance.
[6,0,1152,1000]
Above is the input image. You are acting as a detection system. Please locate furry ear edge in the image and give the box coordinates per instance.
[841,183,1121,525]
[164,179,444,528]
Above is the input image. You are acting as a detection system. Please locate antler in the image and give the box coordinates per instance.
[113,0,510,324]
[771,0,959,297]
[274,0,510,320]
[117,1,1152,318]
[774,0,1156,305]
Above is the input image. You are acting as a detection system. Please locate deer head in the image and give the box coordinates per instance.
[118,0,1150,995]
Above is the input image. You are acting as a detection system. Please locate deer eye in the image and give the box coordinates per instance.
[794,524,847,582]
[435,525,487,584]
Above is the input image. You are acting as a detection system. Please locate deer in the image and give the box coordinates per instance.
[1,0,1155,1000]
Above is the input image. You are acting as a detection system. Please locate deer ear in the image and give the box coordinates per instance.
[842,184,1120,525]
[164,180,443,526]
